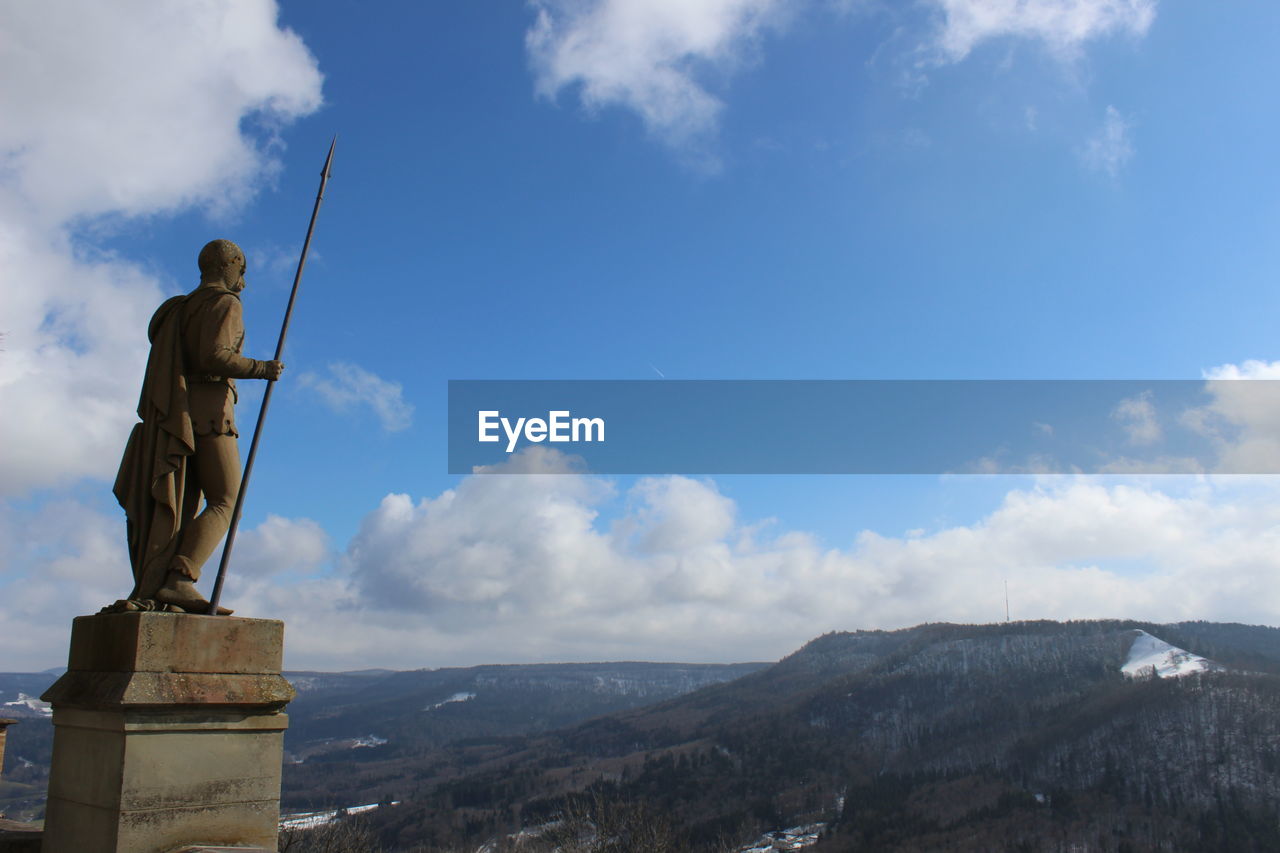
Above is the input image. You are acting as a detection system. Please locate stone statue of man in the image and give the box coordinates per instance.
[113,240,284,614]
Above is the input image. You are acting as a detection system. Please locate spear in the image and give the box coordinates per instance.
[207,137,337,616]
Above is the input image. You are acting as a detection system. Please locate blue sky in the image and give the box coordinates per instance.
[3,0,1280,670]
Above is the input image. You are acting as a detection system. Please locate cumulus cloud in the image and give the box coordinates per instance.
[0,2,322,224]
[5,450,1277,671]
[0,503,333,670]
[267,449,1280,670]
[524,1,1157,160]
[0,500,134,671]
[231,514,331,578]
[1203,360,1280,381]
[346,467,1274,668]
[926,0,1156,63]
[1082,105,1135,176]
[1180,360,1280,474]
[526,0,787,157]
[1113,390,1161,445]
[1006,365,1280,475]
[0,1,323,495]
[0,241,170,494]
[299,362,415,432]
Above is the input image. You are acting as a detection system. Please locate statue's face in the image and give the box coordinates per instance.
[223,253,247,292]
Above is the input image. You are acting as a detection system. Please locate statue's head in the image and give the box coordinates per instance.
[198,239,246,292]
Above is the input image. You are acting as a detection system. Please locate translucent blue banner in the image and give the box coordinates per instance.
[447,380,1280,475]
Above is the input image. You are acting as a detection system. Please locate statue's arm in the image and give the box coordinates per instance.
[205,297,281,380]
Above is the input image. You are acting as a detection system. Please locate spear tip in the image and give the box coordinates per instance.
[322,135,337,178]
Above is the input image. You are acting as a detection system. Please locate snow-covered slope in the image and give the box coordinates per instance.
[427,691,475,710]
[2,693,51,716]
[1122,630,1222,679]
[281,802,392,830]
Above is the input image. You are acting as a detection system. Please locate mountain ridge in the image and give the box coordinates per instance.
[4,618,1279,850]
[336,619,1280,851]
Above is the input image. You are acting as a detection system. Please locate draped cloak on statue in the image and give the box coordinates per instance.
[113,285,235,601]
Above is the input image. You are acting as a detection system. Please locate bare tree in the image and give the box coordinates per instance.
[518,789,686,853]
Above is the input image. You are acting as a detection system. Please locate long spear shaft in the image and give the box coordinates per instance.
[208,137,337,615]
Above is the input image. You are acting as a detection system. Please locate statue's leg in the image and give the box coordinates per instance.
[170,433,242,582]
[180,446,202,527]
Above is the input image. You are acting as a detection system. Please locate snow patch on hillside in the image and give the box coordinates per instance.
[427,691,475,710]
[740,822,825,852]
[281,802,395,830]
[1123,630,1221,679]
[3,693,51,716]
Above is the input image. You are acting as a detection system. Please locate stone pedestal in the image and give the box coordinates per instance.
[40,612,295,853]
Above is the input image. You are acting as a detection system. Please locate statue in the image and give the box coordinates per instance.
[111,240,284,614]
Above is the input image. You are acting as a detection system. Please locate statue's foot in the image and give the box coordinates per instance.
[155,576,233,615]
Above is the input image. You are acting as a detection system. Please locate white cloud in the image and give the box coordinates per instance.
[979,369,1280,475]
[996,364,1280,475]
[278,449,1280,669]
[526,0,787,158]
[231,514,330,578]
[0,499,132,611]
[299,362,415,432]
[322,458,1280,666]
[0,1,323,496]
[525,1,1156,163]
[1181,360,1280,474]
[621,476,736,554]
[1082,105,1134,176]
[1203,359,1280,381]
[0,239,168,494]
[0,2,322,224]
[0,504,333,670]
[927,0,1156,63]
[1113,390,1161,445]
[4,452,1277,671]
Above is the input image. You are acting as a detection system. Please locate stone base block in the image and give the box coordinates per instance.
[40,612,295,853]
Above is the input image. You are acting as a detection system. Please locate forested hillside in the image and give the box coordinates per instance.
[6,620,1279,851]
[346,621,1280,852]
